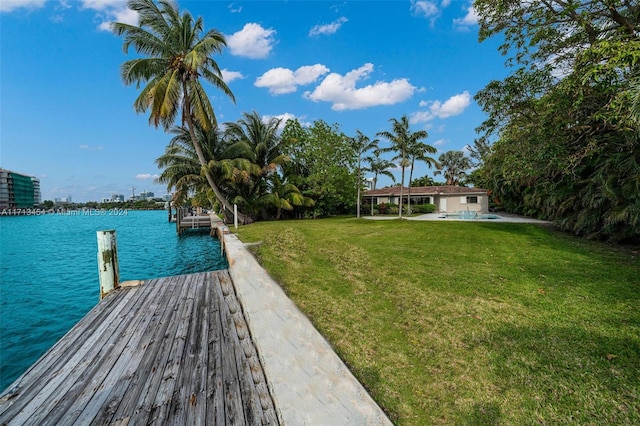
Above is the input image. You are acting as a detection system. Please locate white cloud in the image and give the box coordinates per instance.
[81,0,124,10]
[79,144,103,151]
[410,91,471,123]
[255,64,329,95]
[221,69,245,83]
[226,23,276,59]
[80,1,138,31]
[228,3,242,13]
[433,138,447,146]
[1,0,46,12]
[453,5,478,28]
[410,0,439,18]
[262,113,302,132]
[136,173,159,180]
[309,16,348,36]
[304,63,416,111]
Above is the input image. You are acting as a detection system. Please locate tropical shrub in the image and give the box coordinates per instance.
[411,203,437,214]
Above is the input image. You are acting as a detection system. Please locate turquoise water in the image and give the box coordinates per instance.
[0,210,227,391]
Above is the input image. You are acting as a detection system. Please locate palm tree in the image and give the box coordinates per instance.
[223,111,290,220]
[112,0,250,222]
[155,125,257,212]
[377,115,428,218]
[258,172,314,220]
[352,130,379,218]
[365,148,396,215]
[406,139,437,214]
[434,150,473,185]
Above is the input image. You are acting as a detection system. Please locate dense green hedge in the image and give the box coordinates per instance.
[374,203,436,215]
[410,203,437,213]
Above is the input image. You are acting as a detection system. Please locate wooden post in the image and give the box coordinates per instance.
[97,230,120,299]
[233,204,238,229]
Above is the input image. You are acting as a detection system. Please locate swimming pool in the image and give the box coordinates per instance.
[437,212,501,220]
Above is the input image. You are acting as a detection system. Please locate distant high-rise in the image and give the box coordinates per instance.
[140,191,155,200]
[0,169,40,209]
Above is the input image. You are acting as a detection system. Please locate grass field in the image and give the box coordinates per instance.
[235,217,639,425]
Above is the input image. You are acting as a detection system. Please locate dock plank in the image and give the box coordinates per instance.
[1,288,141,423]
[0,270,277,425]
[31,276,163,424]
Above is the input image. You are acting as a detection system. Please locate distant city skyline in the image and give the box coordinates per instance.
[1,1,509,202]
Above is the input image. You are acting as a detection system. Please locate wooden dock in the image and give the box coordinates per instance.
[174,207,221,235]
[0,270,278,425]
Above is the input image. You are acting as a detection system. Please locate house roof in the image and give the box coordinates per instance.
[364,185,488,196]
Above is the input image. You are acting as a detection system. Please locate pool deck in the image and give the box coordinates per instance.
[365,212,550,223]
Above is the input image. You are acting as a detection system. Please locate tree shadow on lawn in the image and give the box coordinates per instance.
[470,222,639,303]
[463,322,640,424]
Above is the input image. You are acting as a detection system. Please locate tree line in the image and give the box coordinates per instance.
[469,0,639,242]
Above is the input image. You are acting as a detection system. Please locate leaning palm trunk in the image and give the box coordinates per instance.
[183,108,250,224]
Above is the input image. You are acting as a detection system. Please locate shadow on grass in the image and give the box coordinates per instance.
[462,401,502,426]
[466,322,640,423]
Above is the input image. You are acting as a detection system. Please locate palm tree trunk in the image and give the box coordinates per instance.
[183,109,250,224]
[407,158,415,215]
[356,159,361,218]
[371,176,377,216]
[399,165,405,219]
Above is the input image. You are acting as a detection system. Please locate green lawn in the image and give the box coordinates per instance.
[235,217,640,425]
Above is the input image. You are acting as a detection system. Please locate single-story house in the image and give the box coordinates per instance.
[362,185,490,214]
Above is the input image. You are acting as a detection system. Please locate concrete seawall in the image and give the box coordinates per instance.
[217,225,392,425]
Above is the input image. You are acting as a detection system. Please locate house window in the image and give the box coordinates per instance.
[466,196,478,204]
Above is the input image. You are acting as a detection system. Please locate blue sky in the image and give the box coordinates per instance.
[1,0,508,202]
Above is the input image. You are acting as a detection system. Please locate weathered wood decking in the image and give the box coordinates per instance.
[0,271,277,425]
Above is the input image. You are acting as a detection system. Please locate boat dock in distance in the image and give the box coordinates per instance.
[171,207,220,235]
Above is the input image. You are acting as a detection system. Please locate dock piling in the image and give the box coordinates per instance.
[97,229,120,299]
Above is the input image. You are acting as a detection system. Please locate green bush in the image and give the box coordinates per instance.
[411,203,437,214]
[377,203,399,214]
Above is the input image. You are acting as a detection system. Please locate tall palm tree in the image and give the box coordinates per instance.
[406,138,437,214]
[352,130,379,218]
[377,115,428,218]
[155,125,257,211]
[366,148,396,215]
[112,0,250,222]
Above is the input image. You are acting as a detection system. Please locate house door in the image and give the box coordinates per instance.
[440,198,447,212]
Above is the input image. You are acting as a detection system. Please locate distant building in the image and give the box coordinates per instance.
[140,191,154,200]
[32,177,41,205]
[111,194,125,202]
[0,169,40,209]
[54,196,72,204]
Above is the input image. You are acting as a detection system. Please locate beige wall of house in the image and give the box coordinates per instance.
[438,195,488,213]
[367,194,489,214]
